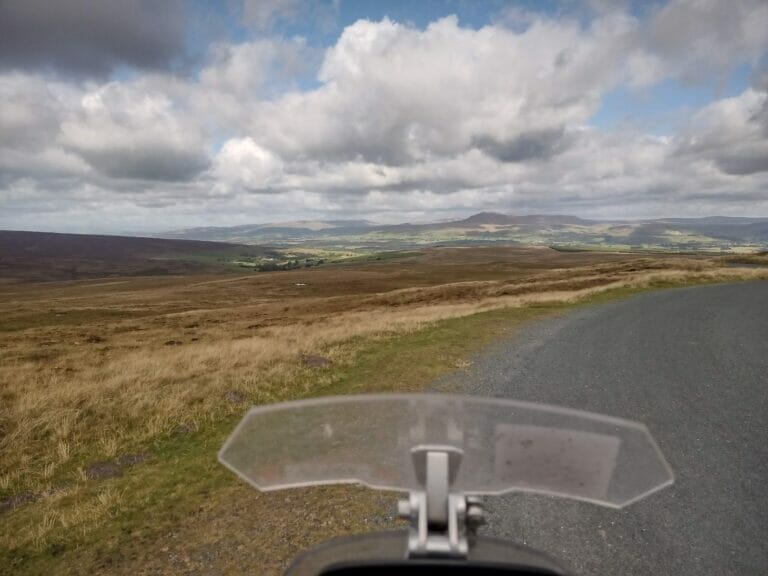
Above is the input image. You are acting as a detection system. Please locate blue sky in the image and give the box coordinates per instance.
[1,0,767,232]
[591,63,755,134]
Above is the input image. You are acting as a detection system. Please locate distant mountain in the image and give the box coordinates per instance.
[458,212,516,225]
[159,212,768,253]
[165,219,373,241]
[455,212,597,227]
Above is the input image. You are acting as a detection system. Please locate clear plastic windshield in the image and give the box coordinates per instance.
[219,394,673,508]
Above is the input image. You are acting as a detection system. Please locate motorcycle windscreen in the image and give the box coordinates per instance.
[218,394,673,508]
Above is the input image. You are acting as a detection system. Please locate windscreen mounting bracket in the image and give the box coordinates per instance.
[398,445,484,559]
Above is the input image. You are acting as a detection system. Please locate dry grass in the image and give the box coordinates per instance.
[719,251,768,266]
[2,251,765,496]
[0,246,766,567]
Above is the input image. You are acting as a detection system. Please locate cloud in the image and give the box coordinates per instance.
[473,129,573,163]
[640,0,768,84]
[0,74,64,148]
[0,74,90,186]
[0,0,186,78]
[674,88,768,175]
[1,0,768,232]
[246,15,634,166]
[59,81,210,181]
[212,137,284,190]
[199,38,310,99]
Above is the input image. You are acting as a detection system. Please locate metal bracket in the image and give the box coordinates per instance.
[397,445,484,558]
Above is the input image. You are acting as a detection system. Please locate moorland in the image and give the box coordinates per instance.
[1,231,767,575]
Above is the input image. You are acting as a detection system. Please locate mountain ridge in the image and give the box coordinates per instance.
[157,212,768,252]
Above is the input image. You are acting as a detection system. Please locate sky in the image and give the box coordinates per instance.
[1,0,767,233]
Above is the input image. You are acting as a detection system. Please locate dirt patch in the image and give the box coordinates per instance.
[116,453,152,467]
[0,491,40,514]
[173,423,196,436]
[301,354,333,368]
[84,461,123,480]
[224,390,246,404]
[84,334,106,343]
[84,453,152,480]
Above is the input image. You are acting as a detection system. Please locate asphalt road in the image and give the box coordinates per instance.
[443,281,768,575]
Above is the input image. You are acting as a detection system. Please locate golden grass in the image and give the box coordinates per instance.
[2,253,765,504]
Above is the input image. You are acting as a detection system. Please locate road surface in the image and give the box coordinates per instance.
[442,281,768,575]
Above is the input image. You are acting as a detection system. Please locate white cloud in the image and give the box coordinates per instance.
[0,74,74,148]
[250,15,629,164]
[212,137,284,189]
[59,80,209,181]
[199,39,307,98]
[674,88,768,175]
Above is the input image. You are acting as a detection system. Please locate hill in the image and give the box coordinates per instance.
[0,230,277,283]
[160,212,768,253]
